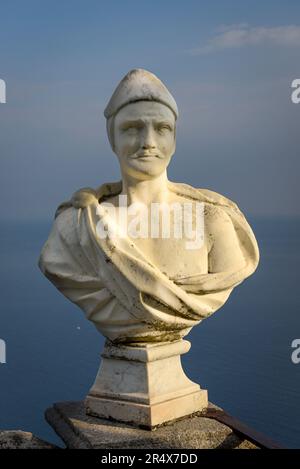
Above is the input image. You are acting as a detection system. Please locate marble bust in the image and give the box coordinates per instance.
[38,69,260,427]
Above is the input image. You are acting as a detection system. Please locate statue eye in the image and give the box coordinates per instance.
[123,125,138,133]
[157,125,172,133]
[122,123,143,133]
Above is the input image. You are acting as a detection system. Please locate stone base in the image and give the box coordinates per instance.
[86,390,208,430]
[45,401,259,449]
[85,339,208,429]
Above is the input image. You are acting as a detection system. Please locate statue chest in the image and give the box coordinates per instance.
[101,207,208,279]
[130,235,209,279]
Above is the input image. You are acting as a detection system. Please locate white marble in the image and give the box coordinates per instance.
[85,339,208,428]
[39,69,259,426]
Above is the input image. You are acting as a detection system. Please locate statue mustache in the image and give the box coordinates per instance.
[131,151,163,159]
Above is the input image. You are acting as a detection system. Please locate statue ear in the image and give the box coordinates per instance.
[106,116,115,152]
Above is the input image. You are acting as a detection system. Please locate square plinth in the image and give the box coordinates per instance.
[45,401,260,449]
[85,339,208,428]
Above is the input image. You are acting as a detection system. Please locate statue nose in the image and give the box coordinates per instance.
[142,142,155,150]
[141,128,156,149]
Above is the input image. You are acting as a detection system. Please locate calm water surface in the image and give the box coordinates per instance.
[0,218,299,447]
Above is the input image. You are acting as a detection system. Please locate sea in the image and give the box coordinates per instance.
[0,218,299,448]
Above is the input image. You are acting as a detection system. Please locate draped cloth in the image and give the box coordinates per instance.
[38,180,259,344]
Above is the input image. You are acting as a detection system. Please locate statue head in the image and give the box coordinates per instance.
[104,69,178,180]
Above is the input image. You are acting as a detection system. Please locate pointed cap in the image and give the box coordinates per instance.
[104,68,178,119]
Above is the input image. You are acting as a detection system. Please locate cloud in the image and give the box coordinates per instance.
[189,24,300,55]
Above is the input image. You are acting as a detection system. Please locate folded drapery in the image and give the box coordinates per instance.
[38,180,259,344]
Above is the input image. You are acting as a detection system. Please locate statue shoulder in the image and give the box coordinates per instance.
[198,188,241,212]
[199,188,245,224]
[54,187,98,218]
[168,181,241,213]
[52,206,80,248]
[201,189,245,239]
[54,181,122,218]
[38,206,80,275]
[204,203,235,237]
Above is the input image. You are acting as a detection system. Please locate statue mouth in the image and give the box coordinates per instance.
[134,153,160,159]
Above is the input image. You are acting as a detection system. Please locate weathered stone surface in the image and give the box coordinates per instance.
[0,430,58,449]
[86,339,208,428]
[39,68,260,430]
[38,68,259,347]
[45,401,259,449]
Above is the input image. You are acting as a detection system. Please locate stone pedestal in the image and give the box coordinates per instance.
[85,339,208,429]
[45,401,259,449]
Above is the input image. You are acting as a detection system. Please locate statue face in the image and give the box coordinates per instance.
[113,101,176,180]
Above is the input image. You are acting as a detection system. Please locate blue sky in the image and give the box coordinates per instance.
[0,0,300,220]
